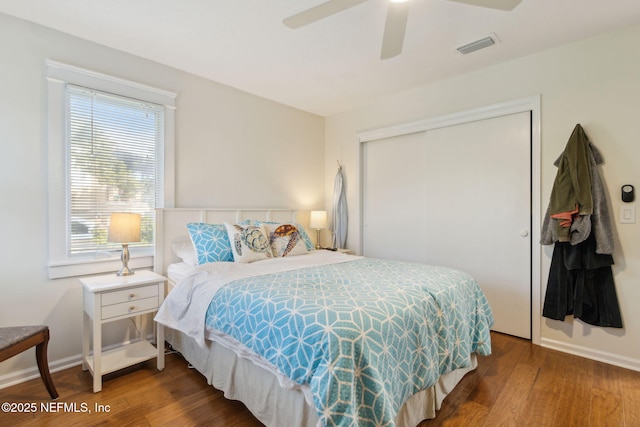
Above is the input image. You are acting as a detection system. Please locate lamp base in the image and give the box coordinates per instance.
[116,266,135,276]
[116,243,134,276]
[315,229,322,250]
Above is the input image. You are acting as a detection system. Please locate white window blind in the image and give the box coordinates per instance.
[67,85,164,255]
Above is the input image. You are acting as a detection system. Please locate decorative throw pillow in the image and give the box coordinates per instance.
[262,223,309,257]
[224,222,272,263]
[253,220,315,251]
[186,223,234,264]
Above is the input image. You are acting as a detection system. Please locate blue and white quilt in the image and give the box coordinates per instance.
[202,256,493,426]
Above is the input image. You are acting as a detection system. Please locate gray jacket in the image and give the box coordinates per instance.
[541,142,614,255]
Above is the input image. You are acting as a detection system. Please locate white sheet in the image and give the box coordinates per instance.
[166,261,193,286]
[154,250,358,347]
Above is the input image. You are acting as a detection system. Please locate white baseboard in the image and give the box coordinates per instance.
[0,353,82,390]
[540,338,640,372]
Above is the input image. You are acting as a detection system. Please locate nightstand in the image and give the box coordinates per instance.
[80,270,166,392]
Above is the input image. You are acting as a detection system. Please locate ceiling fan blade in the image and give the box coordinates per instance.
[283,0,370,29]
[447,0,522,11]
[380,1,409,60]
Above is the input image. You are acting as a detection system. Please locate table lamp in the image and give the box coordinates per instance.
[108,212,141,276]
[309,210,327,250]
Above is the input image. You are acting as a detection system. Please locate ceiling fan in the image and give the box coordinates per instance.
[283,0,523,60]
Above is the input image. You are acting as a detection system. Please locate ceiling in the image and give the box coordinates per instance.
[2,0,640,116]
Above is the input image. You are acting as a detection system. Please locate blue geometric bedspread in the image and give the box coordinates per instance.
[205,257,493,426]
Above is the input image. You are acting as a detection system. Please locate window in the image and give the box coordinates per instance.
[47,61,176,278]
[67,86,162,254]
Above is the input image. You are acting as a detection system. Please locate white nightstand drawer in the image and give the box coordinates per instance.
[101,296,159,320]
[101,284,158,306]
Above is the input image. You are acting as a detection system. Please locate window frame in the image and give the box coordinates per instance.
[47,60,176,279]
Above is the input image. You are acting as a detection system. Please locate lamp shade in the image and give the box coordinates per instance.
[108,212,141,243]
[309,210,327,229]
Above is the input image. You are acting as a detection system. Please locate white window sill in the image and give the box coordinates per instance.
[48,251,153,279]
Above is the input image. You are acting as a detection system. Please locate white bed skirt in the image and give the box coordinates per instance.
[165,327,477,427]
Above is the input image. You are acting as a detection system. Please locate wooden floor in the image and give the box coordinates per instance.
[1,332,639,426]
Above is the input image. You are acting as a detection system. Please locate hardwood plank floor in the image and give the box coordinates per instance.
[1,332,639,426]
[419,333,640,427]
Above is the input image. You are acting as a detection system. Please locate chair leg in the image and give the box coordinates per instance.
[35,335,58,400]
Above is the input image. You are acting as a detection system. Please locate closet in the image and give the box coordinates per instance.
[360,100,539,339]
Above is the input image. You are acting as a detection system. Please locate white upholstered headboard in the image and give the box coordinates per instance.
[154,208,306,277]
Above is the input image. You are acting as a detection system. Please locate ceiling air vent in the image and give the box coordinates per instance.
[456,34,498,55]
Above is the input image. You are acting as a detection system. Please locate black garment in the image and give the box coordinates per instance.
[543,232,622,328]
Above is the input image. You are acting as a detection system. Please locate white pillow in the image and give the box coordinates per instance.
[224,222,272,263]
[262,223,308,257]
[172,241,197,266]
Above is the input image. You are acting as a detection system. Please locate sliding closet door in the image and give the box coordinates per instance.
[362,111,531,339]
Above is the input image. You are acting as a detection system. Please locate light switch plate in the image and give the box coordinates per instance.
[620,206,636,224]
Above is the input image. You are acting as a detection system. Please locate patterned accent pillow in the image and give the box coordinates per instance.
[186,223,233,264]
[262,223,309,257]
[224,222,272,263]
[253,220,315,251]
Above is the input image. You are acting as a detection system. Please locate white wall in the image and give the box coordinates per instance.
[325,24,640,370]
[0,12,324,386]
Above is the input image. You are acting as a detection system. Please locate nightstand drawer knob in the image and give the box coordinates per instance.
[129,306,136,312]
[129,293,136,299]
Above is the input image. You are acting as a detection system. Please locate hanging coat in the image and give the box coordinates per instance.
[541,124,622,328]
[542,233,622,328]
[546,124,593,243]
[541,140,614,254]
[331,165,347,249]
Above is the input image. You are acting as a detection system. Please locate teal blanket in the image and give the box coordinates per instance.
[205,258,493,426]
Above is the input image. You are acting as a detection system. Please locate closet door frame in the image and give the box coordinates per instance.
[357,95,542,345]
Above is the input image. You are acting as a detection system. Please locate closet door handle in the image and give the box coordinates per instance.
[520,230,529,237]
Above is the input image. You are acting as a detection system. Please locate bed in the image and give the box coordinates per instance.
[153,208,493,427]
